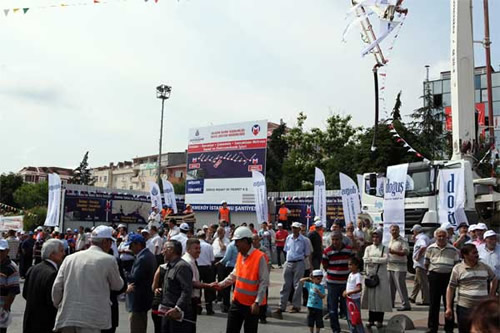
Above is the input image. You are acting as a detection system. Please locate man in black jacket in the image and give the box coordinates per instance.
[125,234,157,333]
[161,240,193,333]
[22,239,65,333]
[308,221,324,270]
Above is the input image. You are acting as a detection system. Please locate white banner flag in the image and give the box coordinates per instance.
[438,168,467,226]
[162,179,178,214]
[383,164,408,243]
[340,173,361,224]
[148,182,163,210]
[252,171,268,223]
[44,173,62,227]
[314,167,327,225]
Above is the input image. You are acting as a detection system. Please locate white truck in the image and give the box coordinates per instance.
[360,160,478,233]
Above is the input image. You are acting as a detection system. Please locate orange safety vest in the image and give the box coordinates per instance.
[278,207,288,221]
[233,250,267,306]
[219,207,230,222]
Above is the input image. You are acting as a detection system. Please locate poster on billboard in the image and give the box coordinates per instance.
[0,216,24,231]
[276,197,344,227]
[186,120,268,211]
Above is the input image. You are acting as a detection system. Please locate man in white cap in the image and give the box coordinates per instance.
[52,225,124,333]
[308,220,323,270]
[441,223,455,242]
[452,222,470,250]
[274,222,310,318]
[471,223,487,246]
[275,223,288,269]
[478,230,500,286]
[171,223,190,255]
[467,224,477,243]
[147,206,161,228]
[0,238,20,333]
[409,224,430,305]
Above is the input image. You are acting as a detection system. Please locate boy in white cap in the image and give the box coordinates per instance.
[300,270,326,333]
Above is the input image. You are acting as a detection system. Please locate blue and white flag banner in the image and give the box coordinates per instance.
[162,179,178,214]
[44,173,61,227]
[438,168,467,226]
[339,173,361,224]
[148,181,163,209]
[313,167,327,226]
[383,164,408,243]
[252,171,268,223]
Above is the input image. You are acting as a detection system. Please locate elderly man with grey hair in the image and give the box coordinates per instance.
[52,225,124,333]
[23,239,65,333]
[424,228,460,333]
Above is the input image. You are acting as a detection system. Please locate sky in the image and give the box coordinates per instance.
[1,0,499,173]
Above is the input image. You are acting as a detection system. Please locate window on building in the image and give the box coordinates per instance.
[493,101,500,116]
[433,81,442,94]
[433,94,443,108]
[482,89,488,103]
[475,75,481,89]
[480,74,487,89]
[174,170,183,178]
[442,79,451,93]
[492,87,500,101]
[475,90,481,103]
[442,93,451,107]
[104,176,107,182]
[141,182,145,189]
[492,72,500,87]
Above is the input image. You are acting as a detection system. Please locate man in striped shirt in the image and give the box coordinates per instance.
[446,243,497,333]
[424,228,460,333]
[322,231,352,333]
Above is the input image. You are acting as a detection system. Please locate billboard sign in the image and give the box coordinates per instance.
[275,197,344,227]
[186,120,268,211]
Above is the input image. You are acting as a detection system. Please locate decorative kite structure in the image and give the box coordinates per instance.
[344,0,408,153]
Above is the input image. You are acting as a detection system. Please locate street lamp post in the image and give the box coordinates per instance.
[156,84,172,186]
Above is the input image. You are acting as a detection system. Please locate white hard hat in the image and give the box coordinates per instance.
[180,223,190,231]
[232,226,253,240]
[221,200,227,205]
[314,216,321,222]
[314,221,323,228]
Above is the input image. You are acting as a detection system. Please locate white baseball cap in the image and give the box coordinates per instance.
[313,216,321,222]
[411,225,423,232]
[314,221,323,228]
[468,224,477,232]
[476,223,487,230]
[277,223,283,227]
[312,269,323,277]
[442,223,454,230]
[180,223,190,231]
[202,225,209,229]
[484,230,497,239]
[0,239,9,250]
[91,225,116,241]
[291,222,302,229]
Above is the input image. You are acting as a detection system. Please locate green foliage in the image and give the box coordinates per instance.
[71,151,96,185]
[0,173,24,207]
[266,123,289,192]
[13,181,48,210]
[173,181,185,195]
[23,206,47,231]
[409,81,446,159]
[391,91,402,121]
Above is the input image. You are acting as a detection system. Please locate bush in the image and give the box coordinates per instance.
[23,206,47,231]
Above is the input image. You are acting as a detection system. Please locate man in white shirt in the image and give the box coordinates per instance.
[196,231,216,315]
[478,230,500,283]
[146,226,164,265]
[170,223,190,255]
[409,224,430,305]
[182,238,211,332]
[167,218,180,241]
[148,206,161,228]
[212,227,230,311]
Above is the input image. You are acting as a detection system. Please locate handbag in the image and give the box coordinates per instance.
[364,246,384,288]
[346,297,362,326]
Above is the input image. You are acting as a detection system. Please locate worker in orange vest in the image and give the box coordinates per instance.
[218,200,231,223]
[211,227,269,333]
[277,201,290,230]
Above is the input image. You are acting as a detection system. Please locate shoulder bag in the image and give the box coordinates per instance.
[364,246,385,288]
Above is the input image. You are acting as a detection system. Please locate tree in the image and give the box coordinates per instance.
[409,80,446,159]
[265,122,288,192]
[391,91,402,121]
[22,206,47,231]
[71,151,96,185]
[173,181,185,195]
[0,173,24,207]
[13,181,48,210]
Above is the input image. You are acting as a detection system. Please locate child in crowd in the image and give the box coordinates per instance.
[300,269,326,333]
[343,256,365,333]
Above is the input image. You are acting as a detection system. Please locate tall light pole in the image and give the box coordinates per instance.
[156,84,172,186]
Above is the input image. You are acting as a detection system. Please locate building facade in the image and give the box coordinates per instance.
[425,65,500,150]
[91,152,187,191]
[18,166,73,185]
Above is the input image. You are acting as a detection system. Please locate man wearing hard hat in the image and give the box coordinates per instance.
[211,227,269,333]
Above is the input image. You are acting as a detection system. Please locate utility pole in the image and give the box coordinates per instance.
[156,84,172,186]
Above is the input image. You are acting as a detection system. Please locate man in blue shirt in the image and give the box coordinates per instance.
[274,222,311,319]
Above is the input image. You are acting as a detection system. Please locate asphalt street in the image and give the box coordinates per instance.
[9,268,440,333]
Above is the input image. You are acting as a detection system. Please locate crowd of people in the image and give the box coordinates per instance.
[0,202,498,333]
